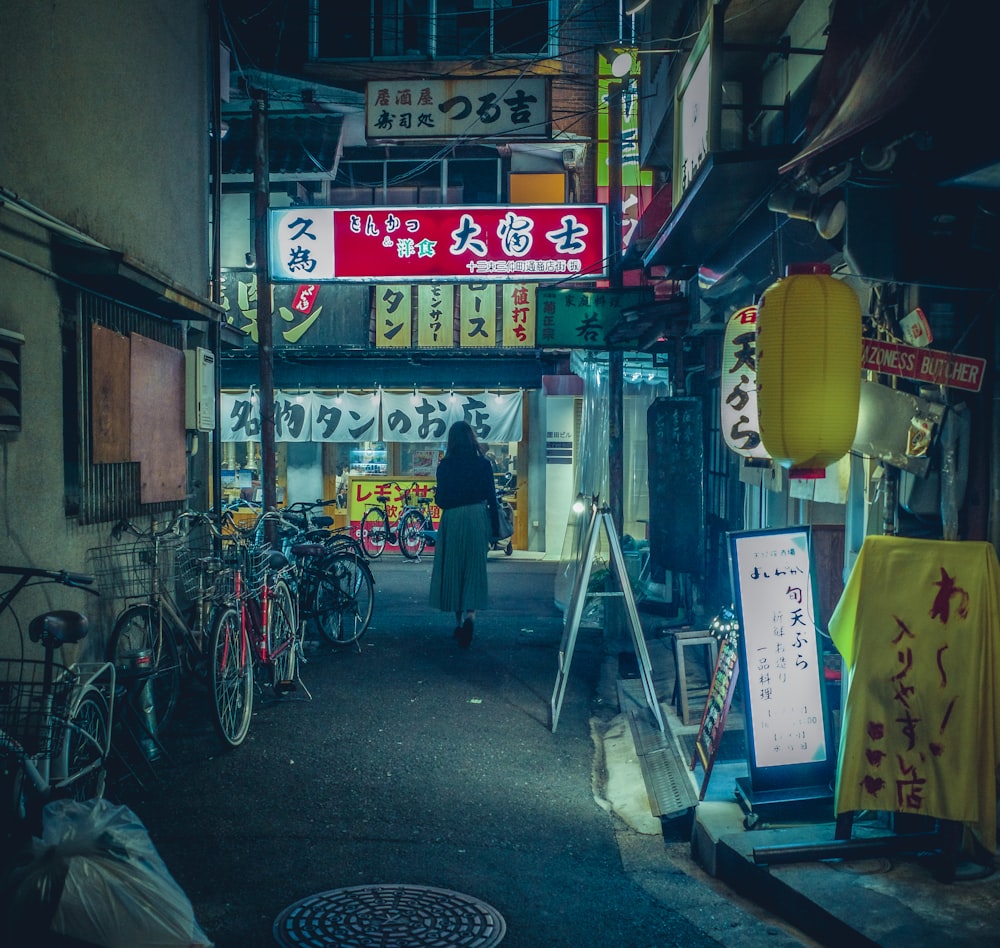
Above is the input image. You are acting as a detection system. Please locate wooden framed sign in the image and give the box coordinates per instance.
[690,629,740,800]
[729,527,835,801]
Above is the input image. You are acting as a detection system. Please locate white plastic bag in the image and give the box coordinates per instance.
[15,797,212,947]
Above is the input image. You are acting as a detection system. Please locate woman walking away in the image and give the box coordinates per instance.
[429,420,499,648]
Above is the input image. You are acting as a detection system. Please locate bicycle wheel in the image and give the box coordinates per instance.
[360,507,388,558]
[65,688,110,802]
[268,577,297,694]
[209,605,253,747]
[397,509,428,560]
[108,604,181,734]
[315,553,374,647]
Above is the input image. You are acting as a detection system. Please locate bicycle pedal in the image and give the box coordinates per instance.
[274,679,297,695]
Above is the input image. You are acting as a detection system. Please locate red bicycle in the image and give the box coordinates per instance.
[208,512,304,747]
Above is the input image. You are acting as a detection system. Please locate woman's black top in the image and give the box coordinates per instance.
[435,451,499,524]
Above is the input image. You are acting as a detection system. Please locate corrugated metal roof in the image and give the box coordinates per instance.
[222,114,344,176]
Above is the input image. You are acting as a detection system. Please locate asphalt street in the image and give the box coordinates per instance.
[111,554,807,948]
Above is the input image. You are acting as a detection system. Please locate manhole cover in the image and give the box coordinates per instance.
[274,883,507,947]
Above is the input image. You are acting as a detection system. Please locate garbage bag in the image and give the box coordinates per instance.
[5,797,212,947]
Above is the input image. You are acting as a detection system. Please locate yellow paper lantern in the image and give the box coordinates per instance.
[756,263,861,476]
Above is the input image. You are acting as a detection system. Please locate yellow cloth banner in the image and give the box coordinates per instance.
[829,536,1000,851]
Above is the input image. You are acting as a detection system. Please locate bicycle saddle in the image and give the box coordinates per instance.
[28,610,89,649]
[268,549,291,571]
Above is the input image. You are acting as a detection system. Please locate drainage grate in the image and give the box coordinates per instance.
[274,884,507,947]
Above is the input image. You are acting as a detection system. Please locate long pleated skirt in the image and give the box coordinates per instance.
[429,502,490,613]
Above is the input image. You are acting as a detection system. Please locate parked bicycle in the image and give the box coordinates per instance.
[360,481,433,559]
[92,511,232,736]
[394,491,437,561]
[0,566,114,856]
[277,501,375,648]
[489,473,517,557]
[413,473,515,557]
[208,509,304,748]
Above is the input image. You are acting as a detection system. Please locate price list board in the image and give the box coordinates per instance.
[729,527,835,796]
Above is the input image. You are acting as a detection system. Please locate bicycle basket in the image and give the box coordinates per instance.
[176,537,219,600]
[221,534,268,599]
[0,659,74,757]
[88,535,181,601]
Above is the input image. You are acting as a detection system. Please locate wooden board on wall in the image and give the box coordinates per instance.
[130,334,186,503]
[91,323,130,463]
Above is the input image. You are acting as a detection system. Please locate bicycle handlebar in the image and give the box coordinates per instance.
[0,566,99,622]
[0,566,96,588]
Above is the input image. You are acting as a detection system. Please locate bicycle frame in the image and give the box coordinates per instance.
[4,662,115,798]
[0,566,115,837]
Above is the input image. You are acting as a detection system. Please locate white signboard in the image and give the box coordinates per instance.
[366,78,548,139]
[221,389,521,444]
[729,528,833,792]
[720,305,769,460]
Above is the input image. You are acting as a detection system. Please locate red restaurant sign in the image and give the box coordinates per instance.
[862,338,986,393]
[269,205,608,283]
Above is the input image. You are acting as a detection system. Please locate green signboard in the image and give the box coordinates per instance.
[535,287,654,349]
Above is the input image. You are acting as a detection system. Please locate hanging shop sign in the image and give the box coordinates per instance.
[729,527,836,807]
[720,305,770,461]
[269,205,608,283]
[365,77,549,140]
[535,286,654,349]
[374,282,537,350]
[597,50,654,251]
[220,271,371,347]
[221,389,522,444]
[861,338,986,393]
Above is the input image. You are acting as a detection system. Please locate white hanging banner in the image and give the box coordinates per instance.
[380,390,523,443]
[221,388,521,444]
[381,390,454,443]
[311,391,381,442]
[274,391,313,443]
[221,391,259,442]
[460,390,522,443]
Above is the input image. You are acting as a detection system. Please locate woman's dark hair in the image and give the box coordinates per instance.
[445,420,484,459]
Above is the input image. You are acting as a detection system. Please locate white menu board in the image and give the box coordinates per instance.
[730,528,831,787]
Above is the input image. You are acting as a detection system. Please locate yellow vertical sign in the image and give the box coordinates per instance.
[375,284,412,347]
[417,284,454,348]
[460,284,496,347]
[502,283,536,348]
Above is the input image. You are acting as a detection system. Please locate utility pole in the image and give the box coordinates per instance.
[252,88,277,533]
[607,78,624,537]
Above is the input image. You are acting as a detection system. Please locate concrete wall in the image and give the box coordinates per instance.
[0,1,211,654]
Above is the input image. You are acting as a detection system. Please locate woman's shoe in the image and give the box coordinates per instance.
[457,617,473,648]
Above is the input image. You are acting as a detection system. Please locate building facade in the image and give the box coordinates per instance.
[215,0,670,554]
[0,1,220,655]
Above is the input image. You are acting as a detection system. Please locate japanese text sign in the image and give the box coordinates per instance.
[720,305,769,460]
[269,205,607,283]
[535,286,653,349]
[730,527,834,793]
[366,78,549,140]
[221,389,522,444]
[829,536,1000,849]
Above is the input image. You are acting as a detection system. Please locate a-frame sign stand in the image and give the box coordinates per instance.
[550,503,664,733]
